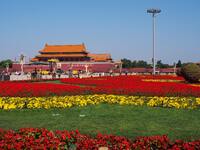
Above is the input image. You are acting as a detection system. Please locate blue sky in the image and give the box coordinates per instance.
[0,0,199,64]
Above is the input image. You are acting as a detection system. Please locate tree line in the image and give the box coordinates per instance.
[121,58,182,68]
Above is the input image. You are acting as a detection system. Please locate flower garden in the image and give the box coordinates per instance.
[1,75,200,149]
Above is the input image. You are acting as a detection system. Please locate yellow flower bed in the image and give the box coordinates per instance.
[190,84,200,87]
[147,96,199,109]
[0,95,200,110]
[142,79,183,83]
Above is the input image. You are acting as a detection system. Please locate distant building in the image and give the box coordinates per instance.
[88,53,112,62]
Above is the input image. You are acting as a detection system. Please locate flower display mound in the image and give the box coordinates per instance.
[1,95,200,110]
[0,128,200,149]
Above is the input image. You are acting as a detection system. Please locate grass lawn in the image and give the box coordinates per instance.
[0,104,200,141]
[40,80,94,87]
[38,80,64,84]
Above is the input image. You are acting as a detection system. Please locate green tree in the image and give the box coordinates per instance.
[136,60,150,68]
[121,58,132,68]
[132,60,137,67]
[0,59,13,68]
[176,60,182,68]
[156,60,170,68]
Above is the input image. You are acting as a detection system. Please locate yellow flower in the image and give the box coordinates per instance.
[0,95,200,110]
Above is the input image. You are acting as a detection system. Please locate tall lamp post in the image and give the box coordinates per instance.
[147,8,161,75]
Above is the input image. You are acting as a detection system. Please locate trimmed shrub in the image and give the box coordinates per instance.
[181,63,200,83]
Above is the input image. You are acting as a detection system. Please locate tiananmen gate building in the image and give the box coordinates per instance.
[11,43,117,73]
[31,43,112,62]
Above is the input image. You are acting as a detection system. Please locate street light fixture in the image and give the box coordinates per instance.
[147,8,161,75]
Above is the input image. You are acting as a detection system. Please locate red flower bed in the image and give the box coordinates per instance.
[61,75,200,97]
[0,128,200,149]
[0,75,200,97]
[0,81,82,97]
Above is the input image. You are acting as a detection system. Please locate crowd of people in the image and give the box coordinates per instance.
[0,68,128,81]
[0,71,11,81]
